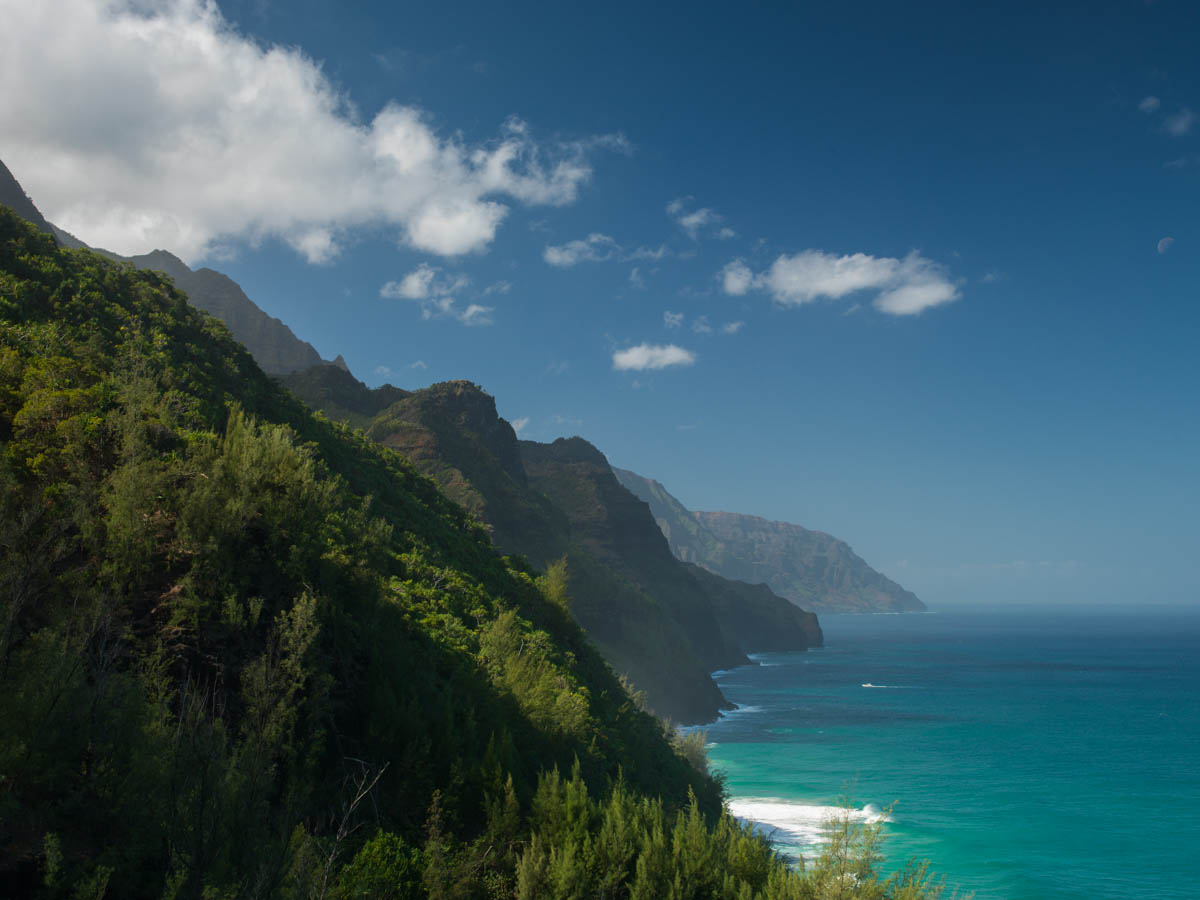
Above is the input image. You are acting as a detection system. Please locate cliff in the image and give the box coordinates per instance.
[284,366,822,723]
[613,467,925,613]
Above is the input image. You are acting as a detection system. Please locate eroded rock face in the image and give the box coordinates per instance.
[614,467,925,614]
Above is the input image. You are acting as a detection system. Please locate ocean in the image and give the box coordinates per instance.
[702,607,1200,900]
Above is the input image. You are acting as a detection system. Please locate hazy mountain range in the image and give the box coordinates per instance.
[613,468,925,613]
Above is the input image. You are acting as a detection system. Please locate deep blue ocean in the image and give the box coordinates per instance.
[702,607,1200,900]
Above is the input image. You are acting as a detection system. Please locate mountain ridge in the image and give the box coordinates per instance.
[285,366,822,723]
[613,466,925,614]
[0,158,336,375]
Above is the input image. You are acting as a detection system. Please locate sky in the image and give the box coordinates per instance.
[1,0,1197,609]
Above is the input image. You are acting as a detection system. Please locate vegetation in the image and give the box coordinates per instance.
[285,371,822,723]
[0,206,947,898]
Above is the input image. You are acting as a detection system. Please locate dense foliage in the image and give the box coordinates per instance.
[0,207,948,899]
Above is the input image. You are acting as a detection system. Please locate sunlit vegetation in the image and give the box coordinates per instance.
[0,206,948,898]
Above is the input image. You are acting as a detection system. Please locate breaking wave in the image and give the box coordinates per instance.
[726,798,890,848]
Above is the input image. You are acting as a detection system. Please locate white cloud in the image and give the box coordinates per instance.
[0,0,614,262]
[374,365,393,377]
[545,360,569,376]
[1157,236,1175,254]
[543,234,668,267]
[721,259,754,295]
[721,320,744,335]
[1165,108,1196,136]
[629,267,645,289]
[667,197,726,239]
[678,208,720,238]
[612,343,696,371]
[627,244,669,261]
[1139,95,1161,113]
[663,310,684,328]
[410,360,428,369]
[457,303,494,326]
[543,232,618,266]
[691,315,712,334]
[381,262,438,299]
[716,227,737,240]
[723,249,960,316]
[482,280,512,296]
[510,416,530,434]
[382,265,490,324]
[288,228,339,265]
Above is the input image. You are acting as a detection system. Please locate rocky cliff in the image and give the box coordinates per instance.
[284,367,822,722]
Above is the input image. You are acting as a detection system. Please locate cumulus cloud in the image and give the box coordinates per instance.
[382,263,438,299]
[509,416,530,434]
[721,249,960,316]
[1139,95,1161,113]
[691,315,712,334]
[0,0,615,262]
[1157,236,1175,254]
[721,259,754,295]
[410,360,428,369]
[612,343,696,371]
[543,232,618,266]
[1165,108,1196,136]
[721,320,744,334]
[663,310,684,328]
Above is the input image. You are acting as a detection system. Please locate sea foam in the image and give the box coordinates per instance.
[727,798,890,849]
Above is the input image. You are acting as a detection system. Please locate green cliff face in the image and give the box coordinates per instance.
[284,367,822,723]
[0,207,736,896]
[613,467,925,614]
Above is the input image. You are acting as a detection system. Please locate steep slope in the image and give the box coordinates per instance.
[0,158,88,249]
[1,157,335,375]
[123,249,331,375]
[284,366,822,723]
[0,202,950,900]
[614,467,926,613]
[0,209,732,896]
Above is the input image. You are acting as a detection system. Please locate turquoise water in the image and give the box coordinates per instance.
[703,607,1200,900]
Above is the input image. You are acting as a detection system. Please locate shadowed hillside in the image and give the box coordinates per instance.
[285,367,823,723]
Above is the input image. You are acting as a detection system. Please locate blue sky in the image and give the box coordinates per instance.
[2,0,1197,608]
